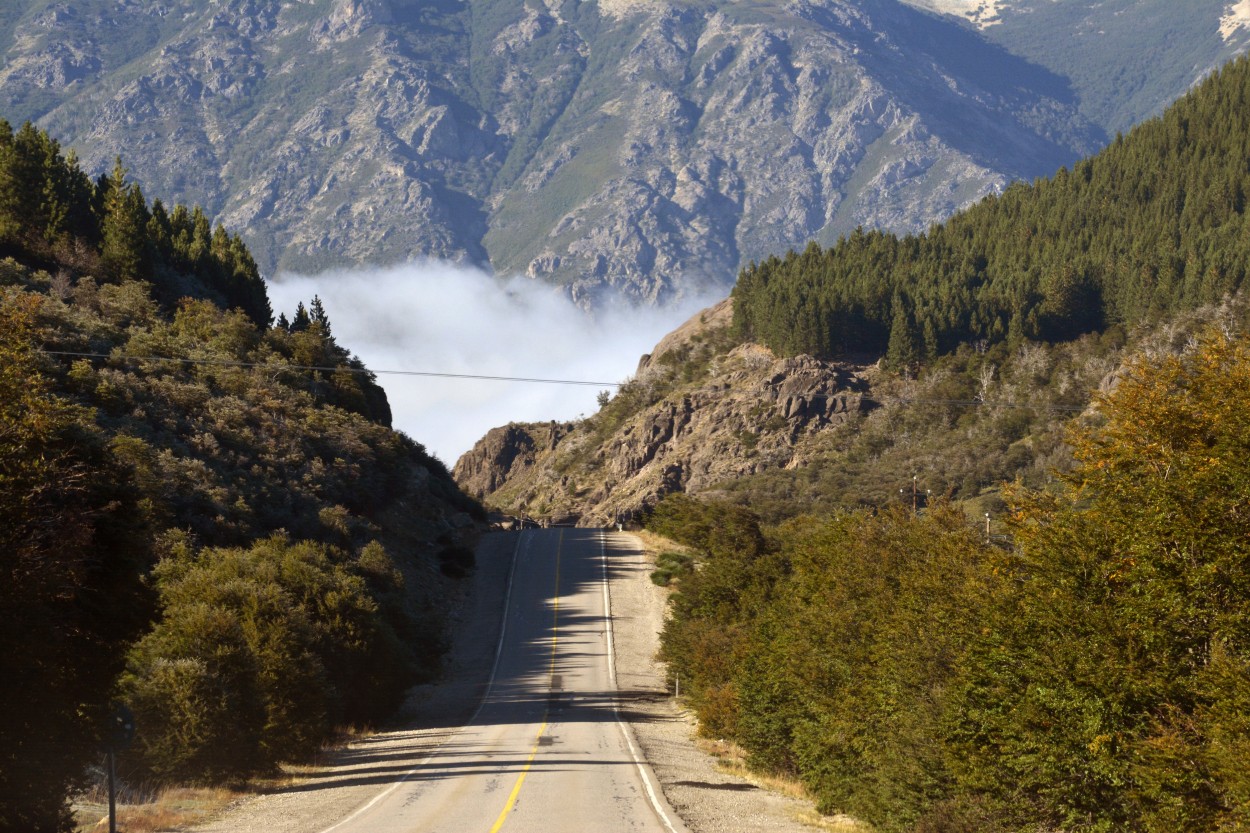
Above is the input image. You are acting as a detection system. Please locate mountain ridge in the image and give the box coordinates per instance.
[0,0,1115,305]
[454,53,1250,526]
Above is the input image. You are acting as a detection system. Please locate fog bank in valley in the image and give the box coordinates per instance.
[268,262,722,464]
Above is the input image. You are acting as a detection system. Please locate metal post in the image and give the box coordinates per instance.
[675,673,679,699]
[107,749,117,833]
[985,512,991,544]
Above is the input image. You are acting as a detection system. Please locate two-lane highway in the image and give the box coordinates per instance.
[317,528,687,833]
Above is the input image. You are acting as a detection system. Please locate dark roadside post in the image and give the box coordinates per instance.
[104,704,136,833]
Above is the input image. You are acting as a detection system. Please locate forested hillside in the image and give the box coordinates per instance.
[635,53,1250,832]
[651,326,1250,831]
[0,120,480,832]
[733,56,1250,365]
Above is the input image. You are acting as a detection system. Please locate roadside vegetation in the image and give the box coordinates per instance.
[641,56,1250,832]
[650,326,1250,832]
[0,120,480,832]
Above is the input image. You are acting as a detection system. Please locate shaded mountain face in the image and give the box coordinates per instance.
[901,0,1250,134]
[0,0,1231,305]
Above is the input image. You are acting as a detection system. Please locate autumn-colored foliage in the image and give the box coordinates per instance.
[655,331,1250,831]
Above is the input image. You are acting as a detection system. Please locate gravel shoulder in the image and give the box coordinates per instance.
[190,529,834,833]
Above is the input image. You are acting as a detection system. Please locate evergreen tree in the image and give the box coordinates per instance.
[99,158,151,282]
[885,295,920,375]
[290,301,311,332]
[309,295,331,332]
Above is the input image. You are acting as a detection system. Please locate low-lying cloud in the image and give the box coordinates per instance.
[268,262,723,465]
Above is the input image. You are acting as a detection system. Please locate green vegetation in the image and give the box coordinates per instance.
[122,535,417,784]
[649,549,694,586]
[733,56,1250,364]
[0,119,271,327]
[0,120,479,830]
[652,328,1250,831]
[0,292,151,833]
[642,57,1250,830]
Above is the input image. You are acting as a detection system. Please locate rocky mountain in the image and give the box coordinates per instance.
[2,1,1242,306]
[903,0,1250,134]
[0,0,1102,306]
[454,52,1250,525]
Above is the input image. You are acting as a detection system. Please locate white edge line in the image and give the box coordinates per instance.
[600,531,683,833]
[316,530,528,833]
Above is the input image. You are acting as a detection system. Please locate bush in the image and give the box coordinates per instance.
[121,536,421,784]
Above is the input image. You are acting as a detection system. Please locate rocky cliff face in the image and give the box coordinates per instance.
[453,298,878,524]
[0,0,1109,306]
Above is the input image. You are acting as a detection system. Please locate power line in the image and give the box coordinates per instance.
[39,349,1093,412]
[39,350,625,388]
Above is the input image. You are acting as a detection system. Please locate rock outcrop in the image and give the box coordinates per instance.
[454,299,877,524]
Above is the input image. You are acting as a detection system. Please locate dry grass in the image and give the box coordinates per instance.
[75,786,240,833]
[71,728,379,832]
[695,737,869,832]
[631,529,691,562]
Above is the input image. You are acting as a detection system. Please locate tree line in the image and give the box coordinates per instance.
[0,119,271,327]
[733,56,1250,371]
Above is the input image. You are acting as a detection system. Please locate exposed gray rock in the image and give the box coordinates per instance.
[2,0,1230,305]
[453,299,875,525]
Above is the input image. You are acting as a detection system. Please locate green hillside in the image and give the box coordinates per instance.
[645,52,1250,833]
[0,120,480,831]
[733,55,1250,366]
[653,332,1250,831]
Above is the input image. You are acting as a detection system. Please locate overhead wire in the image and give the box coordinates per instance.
[39,348,1095,413]
[39,349,625,387]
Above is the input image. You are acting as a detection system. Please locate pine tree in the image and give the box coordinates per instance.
[886,296,920,375]
[99,158,151,282]
[290,301,311,332]
[309,295,331,333]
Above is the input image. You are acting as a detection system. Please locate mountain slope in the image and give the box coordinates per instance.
[455,54,1250,525]
[0,0,1105,304]
[902,0,1250,134]
[0,120,482,827]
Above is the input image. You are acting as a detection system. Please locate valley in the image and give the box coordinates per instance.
[7,4,1250,832]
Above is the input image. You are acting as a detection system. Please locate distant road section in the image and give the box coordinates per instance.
[314,528,686,833]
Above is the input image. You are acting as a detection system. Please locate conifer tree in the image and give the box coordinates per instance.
[309,295,331,333]
[886,295,920,375]
[0,120,18,245]
[290,301,311,332]
[99,158,151,282]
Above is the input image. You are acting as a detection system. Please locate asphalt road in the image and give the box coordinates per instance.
[316,528,688,833]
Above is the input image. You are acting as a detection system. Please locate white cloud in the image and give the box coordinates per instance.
[267,261,722,464]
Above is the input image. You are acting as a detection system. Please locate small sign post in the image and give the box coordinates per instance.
[104,704,135,833]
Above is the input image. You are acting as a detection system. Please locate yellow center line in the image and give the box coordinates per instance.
[487,529,562,833]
